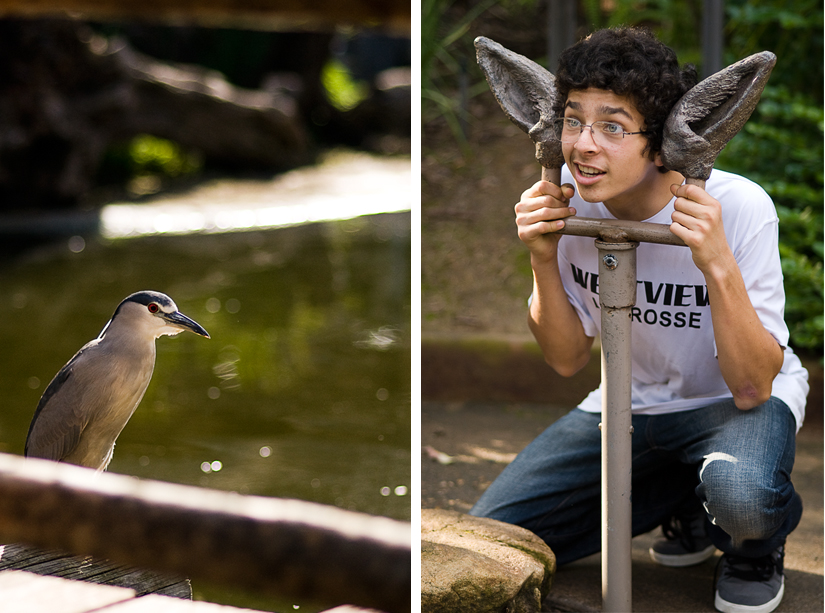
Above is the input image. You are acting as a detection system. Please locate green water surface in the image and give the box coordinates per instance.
[0,211,411,611]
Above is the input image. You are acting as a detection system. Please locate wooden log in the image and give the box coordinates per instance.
[111,41,311,170]
[0,0,411,32]
[0,453,411,613]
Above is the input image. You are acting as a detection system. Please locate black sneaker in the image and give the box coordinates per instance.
[714,547,784,613]
[649,511,716,567]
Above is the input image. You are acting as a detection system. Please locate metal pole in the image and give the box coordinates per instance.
[702,0,725,78]
[547,0,576,71]
[596,239,637,612]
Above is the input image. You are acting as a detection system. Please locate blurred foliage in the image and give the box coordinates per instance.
[715,0,823,354]
[129,134,203,178]
[422,0,498,151]
[580,0,701,63]
[716,83,823,351]
[98,134,203,195]
[321,59,370,111]
[422,0,823,354]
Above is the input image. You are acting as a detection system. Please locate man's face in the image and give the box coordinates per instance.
[562,88,665,215]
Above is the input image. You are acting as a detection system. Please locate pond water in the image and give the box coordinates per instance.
[0,206,411,611]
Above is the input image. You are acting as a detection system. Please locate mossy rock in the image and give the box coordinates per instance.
[421,509,556,613]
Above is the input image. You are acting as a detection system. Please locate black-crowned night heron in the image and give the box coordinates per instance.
[25,291,209,471]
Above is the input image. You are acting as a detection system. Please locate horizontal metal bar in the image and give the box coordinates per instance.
[560,216,686,246]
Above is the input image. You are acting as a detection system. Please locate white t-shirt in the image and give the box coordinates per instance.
[554,166,809,429]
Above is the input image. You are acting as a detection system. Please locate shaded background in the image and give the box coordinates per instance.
[0,17,411,213]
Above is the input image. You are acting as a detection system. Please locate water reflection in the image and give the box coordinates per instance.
[0,212,410,610]
[100,151,412,238]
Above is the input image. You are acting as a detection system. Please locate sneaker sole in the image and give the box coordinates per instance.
[649,543,717,567]
[714,576,784,613]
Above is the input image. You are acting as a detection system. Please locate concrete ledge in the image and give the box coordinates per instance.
[0,453,410,613]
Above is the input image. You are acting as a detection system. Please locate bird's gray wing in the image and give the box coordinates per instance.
[25,342,96,461]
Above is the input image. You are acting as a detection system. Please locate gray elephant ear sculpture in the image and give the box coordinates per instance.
[474,35,776,192]
[661,51,776,187]
[474,36,564,183]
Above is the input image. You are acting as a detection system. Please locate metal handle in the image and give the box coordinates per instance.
[541,166,686,246]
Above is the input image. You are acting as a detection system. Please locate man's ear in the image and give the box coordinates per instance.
[653,151,665,167]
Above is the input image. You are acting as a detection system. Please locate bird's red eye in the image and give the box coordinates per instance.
[148,303,159,313]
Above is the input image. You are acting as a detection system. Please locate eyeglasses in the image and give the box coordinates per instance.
[550,117,649,146]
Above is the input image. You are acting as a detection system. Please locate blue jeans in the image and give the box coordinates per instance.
[470,397,802,564]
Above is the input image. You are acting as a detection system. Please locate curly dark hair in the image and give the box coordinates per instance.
[554,27,698,169]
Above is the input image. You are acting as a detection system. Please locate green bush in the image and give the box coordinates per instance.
[717,0,823,354]
[422,0,499,151]
[716,88,823,352]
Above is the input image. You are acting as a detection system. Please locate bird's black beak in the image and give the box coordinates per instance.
[164,311,210,338]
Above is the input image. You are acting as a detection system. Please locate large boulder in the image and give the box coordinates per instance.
[421,509,556,613]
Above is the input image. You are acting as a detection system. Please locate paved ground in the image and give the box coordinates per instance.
[421,341,823,613]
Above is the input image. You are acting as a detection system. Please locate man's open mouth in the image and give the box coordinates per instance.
[576,164,605,177]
